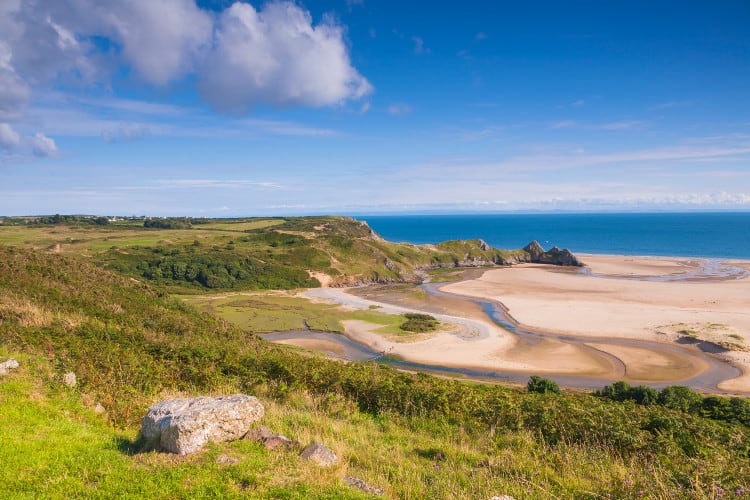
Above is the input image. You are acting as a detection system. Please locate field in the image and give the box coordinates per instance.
[1,219,750,498]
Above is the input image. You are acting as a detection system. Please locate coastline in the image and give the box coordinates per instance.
[441,253,750,393]
[291,252,750,395]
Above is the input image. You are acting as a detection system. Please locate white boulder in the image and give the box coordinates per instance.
[141,394,264,455]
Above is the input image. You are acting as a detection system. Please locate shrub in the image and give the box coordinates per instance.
[527,375,561,395]
[658,385,702,413]
[400,313,439,332]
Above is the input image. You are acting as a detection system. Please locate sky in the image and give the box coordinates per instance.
[0,0,749,216]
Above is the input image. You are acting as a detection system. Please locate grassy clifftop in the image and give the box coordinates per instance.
[1,244,750,497]
[0,215,526,291]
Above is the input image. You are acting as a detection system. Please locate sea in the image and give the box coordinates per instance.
[360,212,750,260]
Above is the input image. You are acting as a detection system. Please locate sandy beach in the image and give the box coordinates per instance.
[442,254,750,393]
[293,254,750,395]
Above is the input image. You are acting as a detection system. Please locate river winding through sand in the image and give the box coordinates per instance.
[262,256,750,395]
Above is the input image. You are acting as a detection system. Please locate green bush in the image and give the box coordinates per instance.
[527,375,561,395]
[400,313,439,332]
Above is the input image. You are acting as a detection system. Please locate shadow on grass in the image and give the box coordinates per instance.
[115,434,159,456]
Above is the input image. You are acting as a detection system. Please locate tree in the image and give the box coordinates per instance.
[658,386,702,413]
[527,375,561,395]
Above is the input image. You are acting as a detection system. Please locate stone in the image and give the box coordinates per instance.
[215,455,239,465]
[344,476,384,496]
[63,372,77,387]
[523,240,545,260]
[93,403,106,414]
[522,240,582,267]
[0,358,19,375]
[244,425,272,442]
[299,442,338,467]
[262,434,299,450]
[488,496,516,500]
[141,394,264,455]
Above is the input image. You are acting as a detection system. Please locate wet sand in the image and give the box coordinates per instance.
[443,255,750,393]
[299,262,746,394]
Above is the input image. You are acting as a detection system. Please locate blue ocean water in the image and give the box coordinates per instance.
[361,213,750,259]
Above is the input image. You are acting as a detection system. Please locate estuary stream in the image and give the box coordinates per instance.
[262,269,747,395]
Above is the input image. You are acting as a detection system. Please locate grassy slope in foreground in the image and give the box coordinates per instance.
[1,245,750,497]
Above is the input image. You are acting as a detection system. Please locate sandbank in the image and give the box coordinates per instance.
[442,254,750,393]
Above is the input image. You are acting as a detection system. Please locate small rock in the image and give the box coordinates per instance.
[344,476,384,496]
[263,434,299,450]
[63,372,77,387]
[300,442,338,467]
[215,455,239,465]
[244,425,272,442]
[488,496,516,500]
[93,403,106,414]
[141,394,264,455]
[0,358,19,375]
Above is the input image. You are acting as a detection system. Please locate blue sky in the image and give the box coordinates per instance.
[1,0,749,216]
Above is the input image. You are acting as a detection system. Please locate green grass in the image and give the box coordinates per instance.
[182,292,430,337]
[200,219,285,231]
[0,216,524,291]
[4,351,741,499]
[2,244,750,498]
[0,353,367,499]
[181,293,347,333]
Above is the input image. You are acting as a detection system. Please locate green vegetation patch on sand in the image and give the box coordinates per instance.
[182,291,432,339]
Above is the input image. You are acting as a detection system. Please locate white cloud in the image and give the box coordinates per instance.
[412,36,430,55]
[598,120,645,130]
[649,100,693,111]
[31,133,57,157]
[551,120,576,129]
[0,122,20,149]
[388,103,413,116]
[95,0,213,86]
[0,0,372,126]
[6,0,211,87]
[101,123,151,143]
[550,120,646,131]
[198,2,372,113]
[0,42,30,121]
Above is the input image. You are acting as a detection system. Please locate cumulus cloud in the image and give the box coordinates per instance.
[0,0,371,127]
[0,122,20,149]
[31,133,58,157]
[90,0,212,86]
[0,42,31,121]
[199,2,372,113]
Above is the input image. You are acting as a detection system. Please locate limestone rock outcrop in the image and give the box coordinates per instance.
[141,394,264,455]
[521,240,582,267]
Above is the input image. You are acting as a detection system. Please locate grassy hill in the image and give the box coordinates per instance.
[0,215,525,291]
[1,244,750,498]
